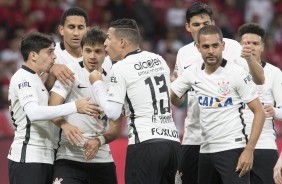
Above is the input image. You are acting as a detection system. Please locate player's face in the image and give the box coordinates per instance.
[59,16,87,51]
[186,14,213,42]
[104,28,123,61]
[37,44,56,73]
[240,33,264,62]
[197,34,225,66]
[82,44,106,72]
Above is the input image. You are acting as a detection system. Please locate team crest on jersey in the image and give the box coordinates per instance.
[53,178,63,184]
[217,80,230,96]
[256,85,264,95]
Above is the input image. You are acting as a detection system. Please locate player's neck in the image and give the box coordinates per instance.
[204,61,222,75]
[64,44,82,58]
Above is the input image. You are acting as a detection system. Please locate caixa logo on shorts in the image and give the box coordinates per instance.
[134,58,161,70]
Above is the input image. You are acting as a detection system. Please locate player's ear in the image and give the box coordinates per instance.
[58,25,64,36]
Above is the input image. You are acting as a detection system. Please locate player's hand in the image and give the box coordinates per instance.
[264,104,275,118]
[61,122,83,145]
[274,155,282,184]
[50,64,75,85]
[236,148,254,177]
[75,97,101,115]
[83,138,100,160]
[240,44,255,62]
[89,70,102,84]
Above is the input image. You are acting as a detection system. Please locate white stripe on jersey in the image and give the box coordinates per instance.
[242,62,282,149]
[51,62,113,163]
[8,66,54,164]
[107,50,180,145]
[176,38,250,145]
[171,60,258,153]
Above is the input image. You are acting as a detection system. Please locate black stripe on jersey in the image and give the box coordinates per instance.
[261,61,266,68]
[54,129,63,161]
[124,49,142,58]
[20,116,31,163]
[22,65,36,74]
[239,102,248,143]
[126,93,140,144]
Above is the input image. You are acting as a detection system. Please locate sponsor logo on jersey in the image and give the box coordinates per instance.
[256,85,264,95]
[134,58,161,70]
[217,80,230,96]
[77,84,87,88]
[151,128,179,138]
[110,76,117,83]
[198,96,233,107]
[18,81,31,89]
[244,75,252,84]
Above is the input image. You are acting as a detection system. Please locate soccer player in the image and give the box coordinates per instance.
[7,32,98,184]
[238,23,282,184]
[274,151,282,184]
[89,18,181,184]
[175,2,265,183]
[49,27,120,184]
[171,25,265,184]
[45,7,89,89]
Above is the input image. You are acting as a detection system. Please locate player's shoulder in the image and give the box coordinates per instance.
[223,38,241,47]
[263,61,281,73]
[177,42,196,56]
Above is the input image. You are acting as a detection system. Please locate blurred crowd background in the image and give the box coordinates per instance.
[1,0,282,137]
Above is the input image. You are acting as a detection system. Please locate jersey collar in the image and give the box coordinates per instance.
[261,61,266,68]
[124,49,142,58]
[60,42,65,50]
[22,65,36,74]
[201,58,227,70]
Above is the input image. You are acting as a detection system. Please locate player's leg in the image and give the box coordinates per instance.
[88,162,117,184]
[8,160,53,184]
[52,159,86,184]
[179,145,200,184]
[198,153,221,184]
[214,148,249,184]
[125,140,180,184]
[250,149,278,184]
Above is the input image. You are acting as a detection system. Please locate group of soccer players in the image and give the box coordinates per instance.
[6,2,282,184]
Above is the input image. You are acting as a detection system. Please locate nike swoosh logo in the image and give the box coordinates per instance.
[184,65,191,69]
[42,89,45,91]
[77,84,88,89]
[194,81,200,85]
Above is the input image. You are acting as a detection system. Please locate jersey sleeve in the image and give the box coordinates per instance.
[272,69,282,108]
[171,67,193,98]
[175,49,184,76]
[107,65,127,104]
[16,77,39,108]
[234,67,257,103]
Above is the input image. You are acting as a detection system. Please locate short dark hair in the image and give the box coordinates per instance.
[60,7,88,26]
[21,32,55,61]
[109,18,140,46]
[238,23,266,42]
[186,2,213,23]
[197,25,223,43]
[80,27,106,48]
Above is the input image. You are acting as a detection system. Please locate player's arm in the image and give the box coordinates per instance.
[236,97,265,177]
[90,70,123,121]
[45,64,75,90]
[274,151,282,184]
[49,91,85,145]
[170,89,185,107]
[264,70,282,120]
[241,44,265,85]
[83,116,123,160]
